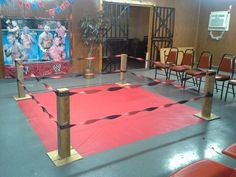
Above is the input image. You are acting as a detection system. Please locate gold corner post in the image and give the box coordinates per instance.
[14,59,31,100]
[57,88,71,158]
[117,54,129,86]
[47,88,82,167]
[194,70,219,120]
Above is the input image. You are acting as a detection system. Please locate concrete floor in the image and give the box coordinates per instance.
[0,69,235,177]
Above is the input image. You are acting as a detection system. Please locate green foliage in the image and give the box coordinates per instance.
[79,10,110,48]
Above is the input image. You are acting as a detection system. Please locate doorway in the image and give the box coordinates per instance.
[101,2,175,72]
[127,6,149,69]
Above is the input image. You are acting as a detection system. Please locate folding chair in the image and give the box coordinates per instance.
[154,47,179,80]
[168,49,194,84]
[184,51,213,92]
[215,54,235,100]
[225,78,236,101]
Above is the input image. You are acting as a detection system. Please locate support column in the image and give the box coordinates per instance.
[117,54,128,86]
[57,88,71,158]
[14,59,31,100]
[47,88,82,166]
[194,70,219,120]
[145,52,150,69]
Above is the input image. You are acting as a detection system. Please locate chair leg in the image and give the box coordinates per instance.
[220,81,225,100]
[195,78,198,87]
[184,73,188,88]
[181,72,185,85]
[168,69,171,80]
[225,82,230,101]
[192,78,196,86]
[198,77,202,93]
[155,68,157,79]
[215,80,218,92]
[174,71,177,81]
[232,84,235,98]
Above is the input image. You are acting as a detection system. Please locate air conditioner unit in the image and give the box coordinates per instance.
[208,11,230,31]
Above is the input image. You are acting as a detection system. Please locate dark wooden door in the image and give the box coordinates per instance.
[102,2,130,72]
[150,7,175,67]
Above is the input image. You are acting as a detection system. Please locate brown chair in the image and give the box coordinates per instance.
[223,143,236,159]
[225,78,236,101]
[168,49,194,83]
[183,51,213,92]
[169,159,236,177]
[154,47,179,80]
[215,54,235,100]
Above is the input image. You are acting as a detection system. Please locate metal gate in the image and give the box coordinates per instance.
[150,7,175,67]
[102,2,130,72]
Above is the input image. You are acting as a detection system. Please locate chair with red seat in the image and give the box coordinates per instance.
[169,159,236,177]
[215,54,235,100]
[168,49,195,84]
[154,47,179,80]
[223,143,236,159]
[225,78,236,101]
[183,51,213,92]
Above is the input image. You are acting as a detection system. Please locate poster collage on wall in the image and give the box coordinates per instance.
[1,18,70,65]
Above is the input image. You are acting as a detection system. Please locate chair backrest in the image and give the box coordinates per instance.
[217,54,235,77]
[165,48,179,64]
[198,51,213,69]
[181,49,194,68]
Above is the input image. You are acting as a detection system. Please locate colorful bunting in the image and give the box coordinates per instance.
[13,0,74,16]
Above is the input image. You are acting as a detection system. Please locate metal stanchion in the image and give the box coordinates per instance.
[14,59,31,100]
[145,52,150,69]
[47,88,82,167]
[116,54,129,86]
[194,70,219,120]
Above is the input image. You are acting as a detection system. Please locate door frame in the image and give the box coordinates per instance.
[99,0,155,71]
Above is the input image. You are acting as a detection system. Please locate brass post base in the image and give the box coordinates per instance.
[14,94,31,101]
[47,148,82,167]
[84,68,95,79]
[115,82,130,86]
[194,112,220,121]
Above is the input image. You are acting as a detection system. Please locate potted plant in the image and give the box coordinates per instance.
[79,10,109,78]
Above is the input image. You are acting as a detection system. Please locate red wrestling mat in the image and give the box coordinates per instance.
[18,84,203,157]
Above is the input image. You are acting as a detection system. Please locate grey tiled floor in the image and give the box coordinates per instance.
[0,69,235,177]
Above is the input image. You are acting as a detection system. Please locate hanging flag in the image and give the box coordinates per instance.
[64,0,70,8]
[25,2,32,9]
[32,2,39,10]
[69,0,74,4]
[0,0,7,5]
[48,8,55,16]
[60,3,67,11]
[38,1,44,8]
[17,0,24,7]
[55,6,62,14]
